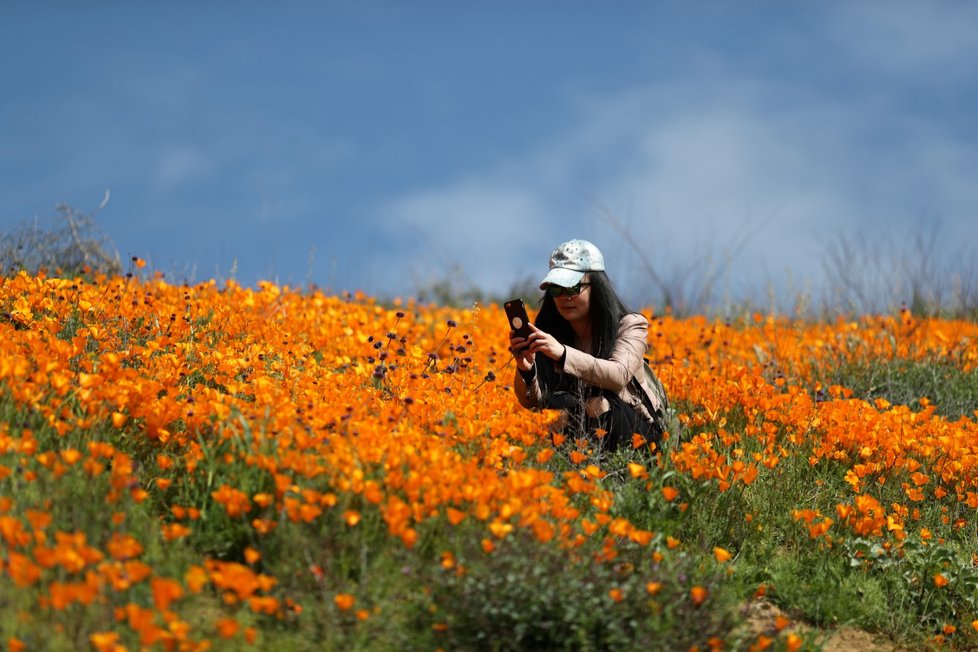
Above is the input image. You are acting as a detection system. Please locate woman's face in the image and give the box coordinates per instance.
[554,276,591,324]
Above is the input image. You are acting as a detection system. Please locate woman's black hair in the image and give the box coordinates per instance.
[533,270,634,400]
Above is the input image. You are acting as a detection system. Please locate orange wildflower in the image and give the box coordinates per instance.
[750,634,773,651]
[107,533,144,560]
[713,547,733,563]
[785,633,803,652]
[151,576,183,612]
[89,631,122,652]
[161,523,192,541]
[445,507,466,525]
[185,565,209,593]
[211,484,252,518]
[627,462,648,479]
[216,617,238,639]
[7,552,41,587]
[334,593,356,611]
[569,450,588,464]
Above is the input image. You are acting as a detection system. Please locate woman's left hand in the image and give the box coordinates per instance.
[525,324,566,361]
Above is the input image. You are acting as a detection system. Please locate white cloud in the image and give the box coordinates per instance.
[153,146,213,190]
[827,1,978,79]
[377,181,555,296]
[375,54,977,308]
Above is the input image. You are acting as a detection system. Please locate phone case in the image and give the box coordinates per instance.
[504,299,532,339]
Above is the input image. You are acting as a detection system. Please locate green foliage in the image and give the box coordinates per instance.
[815,357,978,420]
[760,548,894,629]
[844,536,978,626]
[422,531,736,652]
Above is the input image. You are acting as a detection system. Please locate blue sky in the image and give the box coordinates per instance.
[3,1,977,309]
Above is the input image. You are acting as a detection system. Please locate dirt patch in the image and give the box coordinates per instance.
[817,627,902,652]
[742,599,906,652]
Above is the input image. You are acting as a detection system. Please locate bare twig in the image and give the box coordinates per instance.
[586,196,767,316]
[1,192,122,277]
[818,220,978,318]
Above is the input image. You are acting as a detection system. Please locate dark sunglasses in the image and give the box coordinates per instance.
[547,282,590,298]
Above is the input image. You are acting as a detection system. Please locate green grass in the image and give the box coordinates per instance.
[815,358,978,421]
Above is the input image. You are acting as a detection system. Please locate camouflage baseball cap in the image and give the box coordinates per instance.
[539,239,605,289]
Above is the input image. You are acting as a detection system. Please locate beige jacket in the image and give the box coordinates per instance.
[514,312,662,422]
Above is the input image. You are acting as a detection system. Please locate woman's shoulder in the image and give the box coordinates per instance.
[618,312,650,329]
[615,312,650,338]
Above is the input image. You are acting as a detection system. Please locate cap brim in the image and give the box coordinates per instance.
[539,268,586,290]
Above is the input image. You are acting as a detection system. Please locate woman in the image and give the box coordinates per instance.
[510,239,664,451]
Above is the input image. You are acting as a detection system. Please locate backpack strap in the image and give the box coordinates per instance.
[637,358,668,414]
[631,358,677,438]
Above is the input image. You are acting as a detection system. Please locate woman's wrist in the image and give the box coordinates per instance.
[518,364,536,383]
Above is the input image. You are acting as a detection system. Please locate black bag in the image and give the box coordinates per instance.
[593,390,661,451]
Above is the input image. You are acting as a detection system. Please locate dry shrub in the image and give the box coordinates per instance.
[1,192,121,278]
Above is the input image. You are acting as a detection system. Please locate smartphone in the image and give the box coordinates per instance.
[504,298,532,340]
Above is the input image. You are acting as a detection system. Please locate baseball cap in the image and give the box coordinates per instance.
[539,239,605,289]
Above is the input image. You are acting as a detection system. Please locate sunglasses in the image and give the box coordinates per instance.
[546,282,590,298]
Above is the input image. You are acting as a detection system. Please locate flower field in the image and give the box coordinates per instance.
[1,269,978,651]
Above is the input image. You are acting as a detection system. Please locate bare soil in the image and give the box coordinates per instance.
[742,599,907,652]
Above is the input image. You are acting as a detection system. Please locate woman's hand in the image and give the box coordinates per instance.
[509,330,535,372]
[510,324,566,371]
[524,324,566,362]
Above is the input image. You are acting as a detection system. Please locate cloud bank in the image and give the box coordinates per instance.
[374,3,978,308]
